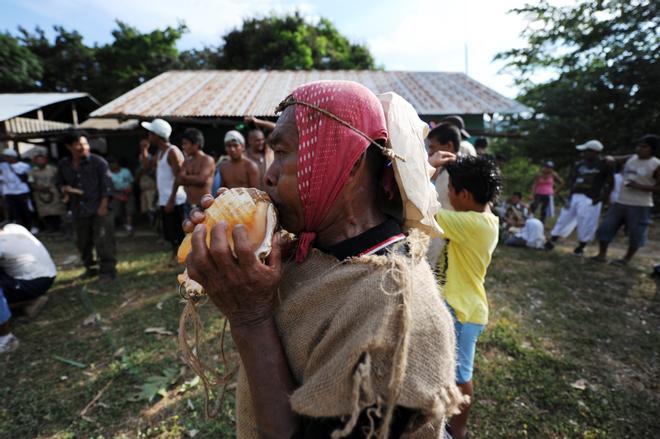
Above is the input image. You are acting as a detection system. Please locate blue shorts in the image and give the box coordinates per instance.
[447,303,485,384]
[597,203,651,248]
[0,288,11,326]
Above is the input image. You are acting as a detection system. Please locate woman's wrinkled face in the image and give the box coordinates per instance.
[264,107,305,233]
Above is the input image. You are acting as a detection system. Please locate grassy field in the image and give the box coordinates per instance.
[1,225,659,438]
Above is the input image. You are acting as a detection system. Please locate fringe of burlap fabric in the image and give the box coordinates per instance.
[236,230,466,438]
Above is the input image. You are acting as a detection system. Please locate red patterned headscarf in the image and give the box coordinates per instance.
[277,81,388,262]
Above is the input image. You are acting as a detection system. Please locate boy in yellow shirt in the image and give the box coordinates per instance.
[430,152,501,439]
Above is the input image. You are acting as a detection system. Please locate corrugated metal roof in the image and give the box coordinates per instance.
[91,70,530,119]
[78,117,139,130]
[3,117,72,135]
[0,93,92,121]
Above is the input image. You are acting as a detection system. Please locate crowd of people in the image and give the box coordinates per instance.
[1,79,658,438]
[496,135,659,267]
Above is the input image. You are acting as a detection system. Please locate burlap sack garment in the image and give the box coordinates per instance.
[236,231,465,438]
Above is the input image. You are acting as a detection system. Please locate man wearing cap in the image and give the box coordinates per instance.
[441,115,477,157]
[593,134,660,265]
[28,148,66,233]
[141,118,187,258]
[0,148,36,233]
[548,140,613,255]
[184,81,462,437]
[58,130,117,280]
[219,130,260,189]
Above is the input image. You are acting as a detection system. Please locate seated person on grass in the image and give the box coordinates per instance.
[0,223,56,319]
[505,214,546,249]
[428,153,502,439]
[503,192,529,229]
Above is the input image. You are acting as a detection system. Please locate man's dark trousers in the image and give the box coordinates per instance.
[75,214,116,274]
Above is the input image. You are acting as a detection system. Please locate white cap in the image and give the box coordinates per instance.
[141,118,172,140]
[1,148,18,157]
[576,139,604,152]
[224,130,245,145]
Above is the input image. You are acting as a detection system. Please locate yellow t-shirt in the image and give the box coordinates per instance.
[435,209,499,325]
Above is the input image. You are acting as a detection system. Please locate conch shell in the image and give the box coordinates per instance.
[177,188,278,297]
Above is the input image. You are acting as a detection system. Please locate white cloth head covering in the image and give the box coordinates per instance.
[378,92,443,238]
[224,130,245,145]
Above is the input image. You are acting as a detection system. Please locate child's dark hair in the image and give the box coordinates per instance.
[447,155,502,204]
[512,191,522,198]
[475,137,488,149]
[428,123,461,153]
[638,134,659,154]
[182,128,205,148]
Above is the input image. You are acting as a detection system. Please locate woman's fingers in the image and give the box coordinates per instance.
[208,222,238,270]
[200,194,214,209]
[182,219,195,233]
[233,225,258,268]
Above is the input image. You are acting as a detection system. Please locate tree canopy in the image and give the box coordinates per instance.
[218,13,375,70]
[496,0,659,166]
[0,13,376,103]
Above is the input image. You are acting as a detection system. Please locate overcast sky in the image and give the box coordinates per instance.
[2,0,568,98]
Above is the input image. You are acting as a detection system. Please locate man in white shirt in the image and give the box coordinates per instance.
[0,149,36,233]
[0,223,57,353]
[594,134,660,265]
[141,119,187,258]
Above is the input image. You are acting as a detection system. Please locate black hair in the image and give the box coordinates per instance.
[107,155,119,164]
[475,137,488,149]
[182,128,204,149]
[62,129,89,146]
[428,123,461,152]
[638,134,659,154]
[512,191,522,198]
[446,155,502,205]
[247,127,265,136]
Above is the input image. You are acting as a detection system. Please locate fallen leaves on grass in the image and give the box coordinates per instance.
[570,378,588,390]
[83,313,101,325]
[52,355,86,369]
[144,327,174,336]
[130,367,182,403]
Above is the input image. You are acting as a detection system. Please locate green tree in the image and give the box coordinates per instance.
[93,21,187,102]
[219,13,376,70]
[0,32,42,91]
[18,26,95,93]
[496,0,660,168]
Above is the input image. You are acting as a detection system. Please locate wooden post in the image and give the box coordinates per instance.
[72,103,79,126]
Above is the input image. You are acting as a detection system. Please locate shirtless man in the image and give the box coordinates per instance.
[244,116,276,188]
[219,130,260,189]
[177,128,215,211]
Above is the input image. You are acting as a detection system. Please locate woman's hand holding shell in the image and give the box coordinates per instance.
[184,192,283,328]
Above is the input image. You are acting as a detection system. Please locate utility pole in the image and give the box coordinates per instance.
[464,43,469,75]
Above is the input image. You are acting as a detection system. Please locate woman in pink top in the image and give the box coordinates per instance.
[530,161,564,223]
